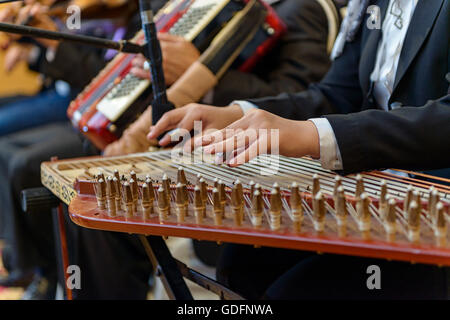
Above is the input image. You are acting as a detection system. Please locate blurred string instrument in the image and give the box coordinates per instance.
[0,0,138,44]
[41,150,450,266]
[0,0,138,22]
[67,0,289,150]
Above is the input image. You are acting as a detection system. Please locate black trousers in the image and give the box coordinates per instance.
[0,123,85,274]
[216,244,449,300]
[0,123,152,299]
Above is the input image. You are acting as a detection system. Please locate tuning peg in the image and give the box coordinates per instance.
[269,188,282,231]
[407,200,420,242]
[212,188,223,226]
[383,197,397,242]
[177,167,188,185]
[113,170,122,197]
[231,182,244,226]
[251,190,264,229]
[435,202,447,247]
[113,169,120,181]
[429,188,440,223]
[290,182,303,232]
[249,180,255,201]
[129,178,138,212]
[130,170,137,183]
[356,192,371,234]
[122,182,134,217]
[333,176,342,202]
[157,186,169,221]
[198,177,208,206]
[96,172,105,183]
[218,180,227,214]
[234,180,244,204]
[379,180,388,217]
[145,178,155,199]
[112,177,122,211]
[335,186,347,237]
[413,190,422,216]
[94,178,107,210]
[175,183,188,223]
[272,182,281,194]
[312,174,320,196]
[141,183,153,219]
[404,185,413,213]
[312,191,326,232]
[106,176,117,217]
[355,174,364,199]
[162,173,171,203]
[194,186,205,224]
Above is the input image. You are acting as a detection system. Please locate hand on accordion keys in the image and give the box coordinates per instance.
[130,33,200,86]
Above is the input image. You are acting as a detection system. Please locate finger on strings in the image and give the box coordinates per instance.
[204,129,254,156]
[227,136,267,167]
[147,109,184,140]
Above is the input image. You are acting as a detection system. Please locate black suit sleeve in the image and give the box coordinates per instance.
[325,95,450,174]
[38,42,107,90]
[212,0,333,105]
[245,18,364,120]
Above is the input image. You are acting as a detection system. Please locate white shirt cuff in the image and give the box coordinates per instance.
[232,100,258,115]
[308,118,343,170]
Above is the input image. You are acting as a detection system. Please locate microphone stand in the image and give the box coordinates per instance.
[138,0,175,126]
[0,22,145,55]
[0,0,24,3]
[0,0,176,126]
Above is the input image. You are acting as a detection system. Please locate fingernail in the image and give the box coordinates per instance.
[203,146,213,153]
[227,160,238,167]
[194,137,203,145]
[215,154,224,164]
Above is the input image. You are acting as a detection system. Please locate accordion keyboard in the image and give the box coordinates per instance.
[96,0,230,122]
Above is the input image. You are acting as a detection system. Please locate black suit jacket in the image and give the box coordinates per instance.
[248,0,450,174]
[212,0,338,105]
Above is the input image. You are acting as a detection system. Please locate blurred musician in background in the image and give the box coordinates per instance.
[0,1,130,136]
[148,0,450,299]
[0,0,343,299]
[0,0,151,298]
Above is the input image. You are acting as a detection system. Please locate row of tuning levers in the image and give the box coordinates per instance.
[92,168,448,246]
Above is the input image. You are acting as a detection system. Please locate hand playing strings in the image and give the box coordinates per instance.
[198,108,320,166]
[147,103,244,149]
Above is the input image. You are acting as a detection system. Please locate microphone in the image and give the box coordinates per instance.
[0,0,24,3]
[0,22,145,54]
[138,0,175,126]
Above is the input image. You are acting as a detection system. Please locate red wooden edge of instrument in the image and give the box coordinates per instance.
[68,194,450,267]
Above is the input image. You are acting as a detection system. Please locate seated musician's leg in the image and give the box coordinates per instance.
[263,254,449,300]
[0,88,73,137]
[58,206,153,300]
[216,244,315,299]
[0,123,86,295]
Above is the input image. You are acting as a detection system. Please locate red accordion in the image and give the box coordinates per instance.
[67,0,286,150]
